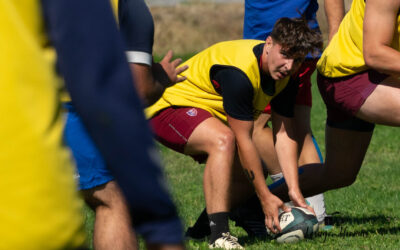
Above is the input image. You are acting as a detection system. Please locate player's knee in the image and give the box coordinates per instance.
[322,169,357,190]
[82,181,125,210]
[337,174,357,188]
[211,129,235,154]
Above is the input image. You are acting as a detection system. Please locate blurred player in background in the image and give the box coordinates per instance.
[0,0,184,249]
[146,17,322,249]
[64,0,187,249]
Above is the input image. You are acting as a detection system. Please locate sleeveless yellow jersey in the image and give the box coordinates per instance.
[317,0,400,77]
[146,40,290,122]
[0,1,86,249]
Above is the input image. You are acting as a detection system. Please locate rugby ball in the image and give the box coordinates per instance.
[270,207,319,243]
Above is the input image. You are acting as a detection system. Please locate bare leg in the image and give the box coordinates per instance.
[294,105,321,165]
[271,125,373,201]
[83,181,137,250]
[252,113,281,175]
[185,117,236,214]
[356,77,400,126]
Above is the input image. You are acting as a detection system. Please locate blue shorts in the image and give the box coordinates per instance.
[64,102,114,190]
[64,103,183,243]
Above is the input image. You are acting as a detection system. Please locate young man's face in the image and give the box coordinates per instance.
[261,37,303,80]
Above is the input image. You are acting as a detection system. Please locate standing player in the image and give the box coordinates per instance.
[0,0,183,249]
[146,18,322,249]
[272,0,400,211]
[64,0,187,249]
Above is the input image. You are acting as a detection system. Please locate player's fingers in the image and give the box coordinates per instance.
[273,216,282,232]
[176,76,187,82]
[305,205,316,216]
[176,65,189,74]
[280,203,291,213]
[265,217,276,234]
[162,50,173,62]
[171,58,183,67]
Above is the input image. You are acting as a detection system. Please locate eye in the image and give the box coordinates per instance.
[280,51,289,58]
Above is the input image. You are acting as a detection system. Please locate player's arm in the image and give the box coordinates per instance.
[363,0,400,76]
[227,115,289,233]
[119,0,188,106]
[41,0,182,237]
[214,67,289,233]
[324,0,345,42]
[270,79,314,213]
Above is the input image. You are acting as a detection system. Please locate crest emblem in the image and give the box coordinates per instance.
[186,108,198,117]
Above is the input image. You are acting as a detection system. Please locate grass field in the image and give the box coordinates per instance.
[83,65,400,249]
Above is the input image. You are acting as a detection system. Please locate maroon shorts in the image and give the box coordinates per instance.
[317,69,388,131]
[149,107,212,162]
[263,59,316,114]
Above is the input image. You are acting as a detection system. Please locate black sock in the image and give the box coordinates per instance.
[208,212,229,243]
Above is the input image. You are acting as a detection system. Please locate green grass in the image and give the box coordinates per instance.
[83,71,400,249]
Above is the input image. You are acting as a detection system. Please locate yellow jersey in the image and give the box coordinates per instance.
[317,0,400,77]
[0,1,86,248]
[146,40,290,122]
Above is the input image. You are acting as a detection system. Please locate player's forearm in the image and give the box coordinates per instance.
[324,0,345,42]
[129,63,165,106]
[363,44,400,77]
[236,138,271,199]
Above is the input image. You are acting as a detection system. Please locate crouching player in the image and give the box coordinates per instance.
[146,18,322,249]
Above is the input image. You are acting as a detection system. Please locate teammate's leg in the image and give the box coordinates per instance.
[64,103,137,250]
[356,76,400,126]
[83,181,137,250]
[252,112,280,175]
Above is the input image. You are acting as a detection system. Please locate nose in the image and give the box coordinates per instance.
[285,59,294,72]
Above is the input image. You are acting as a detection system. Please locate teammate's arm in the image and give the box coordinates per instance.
[324,0,345,42]
[363,0,400,76]
[41,0,182,238]
[119,0,188,106]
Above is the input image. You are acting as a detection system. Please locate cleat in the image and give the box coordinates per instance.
[209,232,244,249]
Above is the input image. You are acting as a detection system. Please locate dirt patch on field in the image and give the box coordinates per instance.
[150,2,244,55]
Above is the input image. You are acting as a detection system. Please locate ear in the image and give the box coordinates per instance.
[265,36,273,46]
[264,36,273,55]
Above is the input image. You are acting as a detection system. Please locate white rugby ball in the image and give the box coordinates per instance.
[270,207,319,243]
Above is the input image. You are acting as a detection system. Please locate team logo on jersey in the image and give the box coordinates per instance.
[186,108,198,117]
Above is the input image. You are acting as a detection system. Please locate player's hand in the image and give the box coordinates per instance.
[159,50,189,84]
[288,189,315,215]
[261,194,291,234]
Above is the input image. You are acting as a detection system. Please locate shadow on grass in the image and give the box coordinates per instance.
[330,214,397,225]
[317,214,400,240]
[237,214,400,245]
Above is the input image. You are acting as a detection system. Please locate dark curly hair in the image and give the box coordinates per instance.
[270,17,323,59]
